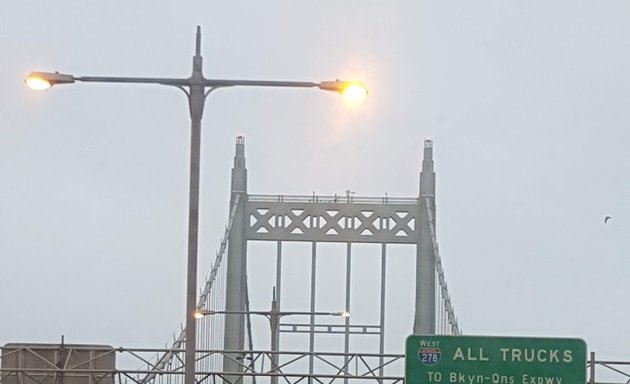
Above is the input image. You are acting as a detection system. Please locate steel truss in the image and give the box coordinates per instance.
[2,347,629,384]
[0,346,404,384]
[246,194,420,244]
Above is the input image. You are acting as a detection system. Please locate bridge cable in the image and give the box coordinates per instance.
[139,194,243,384]
[424,198,461,335]
[244,278,257,384]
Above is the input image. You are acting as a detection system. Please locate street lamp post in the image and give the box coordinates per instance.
[195,291,350,384]
[25,26,366,384]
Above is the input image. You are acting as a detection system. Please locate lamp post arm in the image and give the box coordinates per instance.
[204,79,319,89]
[76,76,190,87]
[77,77,323,90]
[198,310,345,317]
[277,311,345,317]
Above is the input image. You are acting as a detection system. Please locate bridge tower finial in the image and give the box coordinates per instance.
[415,138,437,335]
[421,138,435,191]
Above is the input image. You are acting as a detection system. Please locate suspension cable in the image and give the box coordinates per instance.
[424,198,461,335]
[139,194,243,384]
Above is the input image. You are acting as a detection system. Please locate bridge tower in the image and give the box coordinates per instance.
[222,136,248,377]
[415,139,436,334]
[222,137,445,379]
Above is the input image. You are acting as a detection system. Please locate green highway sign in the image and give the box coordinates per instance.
[406,335,586,384]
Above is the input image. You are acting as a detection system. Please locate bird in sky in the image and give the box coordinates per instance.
[604,216,612,224]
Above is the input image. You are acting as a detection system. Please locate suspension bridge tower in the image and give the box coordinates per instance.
[217,137,458,380]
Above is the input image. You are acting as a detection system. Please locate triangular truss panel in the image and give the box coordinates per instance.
[246,196,420,244]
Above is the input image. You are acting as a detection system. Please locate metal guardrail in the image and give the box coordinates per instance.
[247,194,418,205]
[587,352,630,384]
[1,347,628,384]
[0,347,404,384]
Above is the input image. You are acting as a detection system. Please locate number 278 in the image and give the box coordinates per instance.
[421,353,438,364]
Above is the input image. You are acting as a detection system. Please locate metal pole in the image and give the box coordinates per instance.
[589,351,595,384]
[379,243,386,382]
[276,241,282,308]
[270,288,280,384]
[309,242,317,384]
[184,26,205,384]
[344,242,351,384]
[272,241,282,384]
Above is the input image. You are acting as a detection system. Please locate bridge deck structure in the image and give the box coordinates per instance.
[1,345,628,384]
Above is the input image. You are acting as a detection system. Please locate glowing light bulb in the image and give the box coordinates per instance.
[25,76,52,91]
[341,82,368,107]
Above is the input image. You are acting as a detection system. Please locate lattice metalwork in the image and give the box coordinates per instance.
[0,344,115,384]
[246,195,419,244]
[2,347,628,384]
[587,353,630,384]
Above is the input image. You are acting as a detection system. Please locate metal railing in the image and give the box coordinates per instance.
[2,347,628,384]
[0,347,404,384]
[588,352,630,384]
[247,194,418,205]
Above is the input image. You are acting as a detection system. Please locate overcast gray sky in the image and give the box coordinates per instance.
[1,0,628,364]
